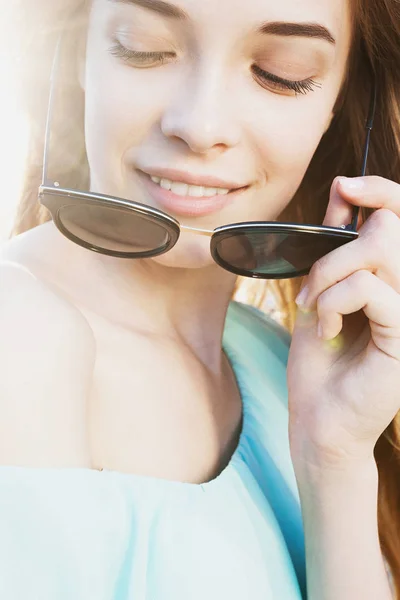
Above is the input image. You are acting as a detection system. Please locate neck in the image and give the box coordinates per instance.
[43,221,237,369]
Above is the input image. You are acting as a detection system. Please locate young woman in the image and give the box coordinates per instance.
[1,0,400,598]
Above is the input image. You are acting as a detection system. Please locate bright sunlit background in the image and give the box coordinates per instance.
[0,7,30,242]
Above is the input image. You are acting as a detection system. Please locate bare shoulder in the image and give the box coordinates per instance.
[0,230,95,344]
[0,256,95,347]
[0,240,95,468]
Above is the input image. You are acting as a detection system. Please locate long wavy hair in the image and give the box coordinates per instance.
[9,0,400,594]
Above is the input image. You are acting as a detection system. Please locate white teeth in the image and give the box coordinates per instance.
[188,185,205,197]
[170,182,189,196]
[150,176,231,197]
[160,178,171,190]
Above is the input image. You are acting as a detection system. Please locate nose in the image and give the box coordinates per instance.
[160,62,241,154]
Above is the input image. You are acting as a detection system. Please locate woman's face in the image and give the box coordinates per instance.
[82,0,352,269]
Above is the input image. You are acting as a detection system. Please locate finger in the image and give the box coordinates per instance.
[295,208,400,309]
[323,175,400,231]
[317,270,400,359]
[336,176,400,215]
[323,177,365,229]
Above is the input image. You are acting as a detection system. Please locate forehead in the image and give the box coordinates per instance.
[185,0,346,26]
[101,0,351,39]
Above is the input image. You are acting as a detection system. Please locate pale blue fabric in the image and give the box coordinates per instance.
[0,301,307,599]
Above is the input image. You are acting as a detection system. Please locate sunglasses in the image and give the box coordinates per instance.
[39,36,377,280]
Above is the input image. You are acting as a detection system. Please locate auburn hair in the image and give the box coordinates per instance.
[9,1,400,594]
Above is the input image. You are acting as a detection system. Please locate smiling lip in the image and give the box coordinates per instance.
[136,169,249,218]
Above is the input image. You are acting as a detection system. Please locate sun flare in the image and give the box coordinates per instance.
[0,9,30,242]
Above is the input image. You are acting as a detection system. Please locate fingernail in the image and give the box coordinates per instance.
[295,284,309,307]
[338,177,365,191]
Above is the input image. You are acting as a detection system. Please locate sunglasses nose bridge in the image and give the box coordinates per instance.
[180,225,214,237]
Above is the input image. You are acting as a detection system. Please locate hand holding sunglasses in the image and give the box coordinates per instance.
[39,36,376,280]
[288,170,400,472]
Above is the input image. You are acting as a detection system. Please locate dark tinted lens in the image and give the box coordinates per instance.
[213,229,355,279]
[58,204,171,255]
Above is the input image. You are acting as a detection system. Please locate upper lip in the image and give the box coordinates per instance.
[138,167,248,190]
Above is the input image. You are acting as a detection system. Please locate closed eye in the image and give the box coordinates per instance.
[109,40,176,66]
[251,64,321,95]
[109,40,321,96]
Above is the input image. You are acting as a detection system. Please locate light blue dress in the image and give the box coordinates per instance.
[0,302,307,599]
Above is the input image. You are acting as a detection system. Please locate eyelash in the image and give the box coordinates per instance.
[251,64,321,95]
[109,41,175,66]
[109,41,321,96]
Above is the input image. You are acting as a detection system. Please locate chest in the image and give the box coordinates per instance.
[83,311,243,484]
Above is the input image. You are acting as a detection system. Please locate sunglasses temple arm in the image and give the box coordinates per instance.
[349,78,378,231]
[42,36,63,187]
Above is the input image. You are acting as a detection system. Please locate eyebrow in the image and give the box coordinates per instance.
[108,0,189,20]
[109,0,336,45]
[257,21,336,45]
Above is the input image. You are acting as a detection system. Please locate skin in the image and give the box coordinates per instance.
[1,0,354,480]
[1,0,394,478]
[83,0,348,273]
[70,0,351,356]
[1,0,400,596]
[0,0,351,479]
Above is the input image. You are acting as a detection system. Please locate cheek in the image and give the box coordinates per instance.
[252,96,332,186]
[83,55,168,191]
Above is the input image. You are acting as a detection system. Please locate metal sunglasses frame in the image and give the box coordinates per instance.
[38,34,377,280]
